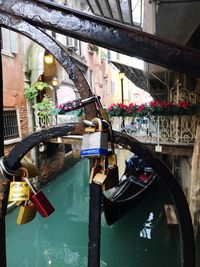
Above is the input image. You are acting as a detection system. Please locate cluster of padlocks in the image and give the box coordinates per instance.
[0,161,55,225]
[80,117,119,191]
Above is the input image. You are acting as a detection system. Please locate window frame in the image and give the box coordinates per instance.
[3,109,22,145]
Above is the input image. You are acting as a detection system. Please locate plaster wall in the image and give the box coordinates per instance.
[3,34,29,137]
[180,157,192,202]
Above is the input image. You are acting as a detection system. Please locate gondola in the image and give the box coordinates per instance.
[103,155,159,225]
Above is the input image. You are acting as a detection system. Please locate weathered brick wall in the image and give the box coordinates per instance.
[19,105,29,138]
[2,36,29,156]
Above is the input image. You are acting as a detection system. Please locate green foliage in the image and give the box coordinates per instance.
[33,95,56,119]
[24,81,53,100]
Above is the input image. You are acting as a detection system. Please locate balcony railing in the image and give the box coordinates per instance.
[111,115,200,145]
[34,109,200,146]
[34,110,80,130]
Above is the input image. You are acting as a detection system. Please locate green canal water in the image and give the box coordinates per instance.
[6,158,181,267]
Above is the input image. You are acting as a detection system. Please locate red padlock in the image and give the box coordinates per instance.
[24,177,55,217]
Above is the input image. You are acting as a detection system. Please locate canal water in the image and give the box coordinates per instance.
[6,158,181,267]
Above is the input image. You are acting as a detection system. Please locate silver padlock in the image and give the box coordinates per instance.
[80,118,108,157]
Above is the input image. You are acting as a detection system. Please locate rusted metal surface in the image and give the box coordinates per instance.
[0,12,96,119]
[1,0,200,75]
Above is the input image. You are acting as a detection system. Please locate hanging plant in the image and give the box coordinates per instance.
[24,81,53,100]
[33,95,59,120]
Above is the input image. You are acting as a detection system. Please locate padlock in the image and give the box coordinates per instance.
[8,176,30,202]
[103,121,119,190]
[80,118,108,157]
[24,177,55,217]
[20,156,38,178]
[16,200,37,224]
[93,172,107,186]
[95,95,110,122]
[104,165,119,190]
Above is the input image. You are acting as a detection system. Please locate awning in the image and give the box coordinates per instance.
[111,61,148,90]
[81,0,142,28]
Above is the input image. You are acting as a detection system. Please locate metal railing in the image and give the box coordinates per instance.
[111,115,200,145]
[34,111,80,130]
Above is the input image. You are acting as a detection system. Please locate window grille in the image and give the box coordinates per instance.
[3,110,20,141]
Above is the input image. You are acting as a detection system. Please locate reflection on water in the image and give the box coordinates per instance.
[140,212,154,240]
[6,158,181,267]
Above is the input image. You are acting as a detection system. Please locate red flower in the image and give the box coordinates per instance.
[137,104,146,113]
[178,101,190,108]
[149,100,160,107]
[160,101,173,108]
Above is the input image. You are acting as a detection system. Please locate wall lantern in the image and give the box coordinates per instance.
[44,52,54,64]
[52,76,58,87]
[119,71,125,80]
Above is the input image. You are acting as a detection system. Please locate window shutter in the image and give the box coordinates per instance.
[1,28,11,53]
[10,31,18,54]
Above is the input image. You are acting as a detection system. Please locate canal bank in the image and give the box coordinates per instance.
[6,158,182,267]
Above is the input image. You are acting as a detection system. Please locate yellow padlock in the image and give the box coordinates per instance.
[8,176,30,202]
[20,156,38,178]
[16,201,37,224]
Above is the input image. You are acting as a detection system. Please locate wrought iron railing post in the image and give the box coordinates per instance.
[157,116,160,145]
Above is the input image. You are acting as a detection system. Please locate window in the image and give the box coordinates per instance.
[1,28,18,56]
[89,69,93,89]
[3,110,21,144]
[66,37,82,56]
[105,79,109,95]
[111,81,116,95]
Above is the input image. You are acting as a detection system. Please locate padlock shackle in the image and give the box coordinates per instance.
[0,157,20,178]
[23,177,37,195]
[82,119,97,127]
[102,120,115,154]
[91,118,103,132]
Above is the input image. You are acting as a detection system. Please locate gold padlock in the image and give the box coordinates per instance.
[8,176,30,202]
[16,201,37,224]
[104,166,119,190]
[93,172,107,185]
[20,156,38,178]
[108,152,117,166]
[103,120,119,190]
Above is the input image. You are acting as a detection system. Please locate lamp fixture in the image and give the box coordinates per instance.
[119,71,125,80]
[52,76,58,87]
[44,52,53,64]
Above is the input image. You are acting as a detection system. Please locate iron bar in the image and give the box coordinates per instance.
[93,0,104,16]
[115,0,124,22]
[88,183,102,267]
[0,26,6,267]
[104,0,114,19]
[128,0,133,25]
[149,72,167,86]
[1,0,200,75]
[85,0,95,13]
